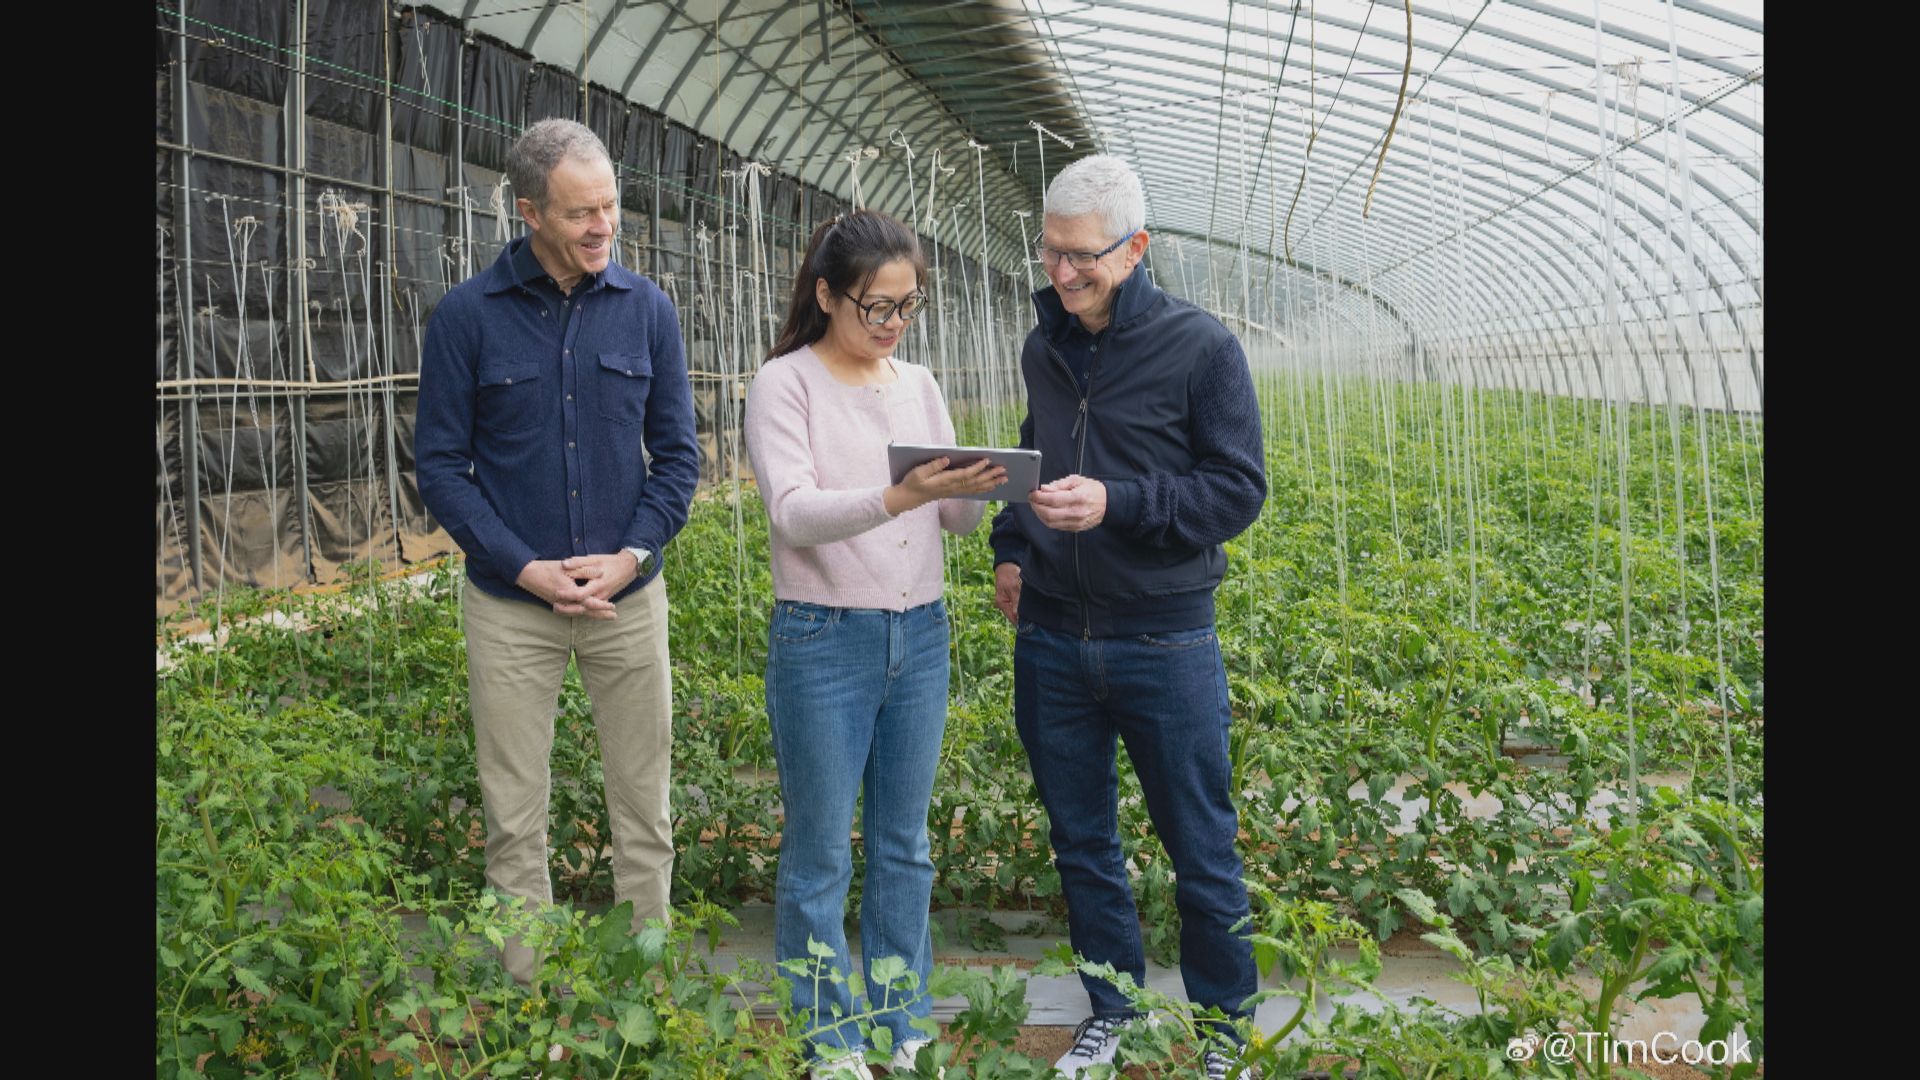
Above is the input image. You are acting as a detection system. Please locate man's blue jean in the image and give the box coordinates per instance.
[1013,619,1258,1023]
[766,599,948,1056]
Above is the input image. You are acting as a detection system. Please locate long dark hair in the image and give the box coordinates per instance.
[768,209,927,361]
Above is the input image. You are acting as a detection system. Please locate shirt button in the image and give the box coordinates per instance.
[540,310,547,317]
[900,539,908,548]
[570,490,578,498]
[564,348,571,355]
[1090,345,1098,352]
[568,441,576,449]
[503,377,512,384]
[566,393,573,400]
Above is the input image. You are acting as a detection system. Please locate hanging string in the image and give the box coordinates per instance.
[843,145,878,209]
[967,140,993,403]
[490,175,512,241]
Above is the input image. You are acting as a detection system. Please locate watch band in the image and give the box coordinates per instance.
[624,546,652,575]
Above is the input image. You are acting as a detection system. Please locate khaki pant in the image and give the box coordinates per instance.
[462,575,674,983]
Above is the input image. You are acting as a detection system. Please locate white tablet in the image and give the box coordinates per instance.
[887,443,1042,502]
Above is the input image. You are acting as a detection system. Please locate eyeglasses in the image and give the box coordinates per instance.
[1034,230,1137,271]
[838,289,928,326]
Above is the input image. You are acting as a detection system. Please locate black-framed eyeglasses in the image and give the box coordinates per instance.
[1034,230,1137,271]
[838,289,928,326]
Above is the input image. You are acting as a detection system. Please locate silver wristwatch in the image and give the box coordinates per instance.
[624,546,653,576]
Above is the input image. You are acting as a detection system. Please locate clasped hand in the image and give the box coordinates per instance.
[516,551,642,619]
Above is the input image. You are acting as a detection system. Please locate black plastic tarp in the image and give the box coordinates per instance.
[525,64,579,126]
[460,31,528,173]
[660,121,694,223]
[306,0,382,131]
[182,0,292,105]
[619,105,659,215]
[587,83,625,163]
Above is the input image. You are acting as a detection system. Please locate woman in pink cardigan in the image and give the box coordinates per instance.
[744,210,1003,1079]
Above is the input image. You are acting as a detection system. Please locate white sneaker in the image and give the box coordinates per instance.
[890,1037,945,1077]
[1203,1048,1260,1080]
[809,1049,876,1080]
[1053,1015,1140,1076]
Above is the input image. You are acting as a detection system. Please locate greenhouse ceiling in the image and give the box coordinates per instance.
[467,0,1759,380]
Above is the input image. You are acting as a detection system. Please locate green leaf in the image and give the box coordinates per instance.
[1736,895,1763,935]
[927,965,971,999]
[197,1013,244,1054]
[1394,888,1442,927]
[870,954,911,991]
[598,901,636,951]
[1251,938,1280,977]
[386,1034,419,1053]
[1367,772,1393,802]
[617,1003,658,1048]
[158,944,184,968]
[232,966,271,996]
[1698,999,1741,1045]
[635,924,668,966]
[807,935,838,959]
[1420,930,1472,962]
[1639,946,1696,999]
[1570,870,1594,913]
[1547,915,1586,971]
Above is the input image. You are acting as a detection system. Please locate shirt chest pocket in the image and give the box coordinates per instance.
[476,359,544,434]
[597,351,652,427]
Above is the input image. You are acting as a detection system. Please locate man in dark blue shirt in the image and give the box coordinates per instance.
[415,119,700,983]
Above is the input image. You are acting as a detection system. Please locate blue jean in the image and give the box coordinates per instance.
[767,599,949,1055]
[1013,619,1257,1023]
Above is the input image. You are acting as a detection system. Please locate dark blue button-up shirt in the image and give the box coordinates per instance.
[414,237,701,605]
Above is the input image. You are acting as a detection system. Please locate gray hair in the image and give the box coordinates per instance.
[1044,153,1145,242]
[506,119,613,208]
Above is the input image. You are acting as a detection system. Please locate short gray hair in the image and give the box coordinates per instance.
[506,119,612,208]
[1044,154,1145,242]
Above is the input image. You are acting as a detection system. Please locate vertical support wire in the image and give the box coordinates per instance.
[1665,0,1740,815]
[1592,0,1640,827]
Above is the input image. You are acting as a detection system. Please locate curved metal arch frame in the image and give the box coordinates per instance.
[1117,110,1747,364]
[468,0,1759,401]
[1032,3,1759,259]
[1053,33,1759,367]
[1154,114,1726,410]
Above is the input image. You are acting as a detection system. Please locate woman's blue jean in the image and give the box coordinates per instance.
[766,599,949,1055]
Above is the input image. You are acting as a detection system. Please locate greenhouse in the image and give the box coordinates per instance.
[156,1,1762,1077]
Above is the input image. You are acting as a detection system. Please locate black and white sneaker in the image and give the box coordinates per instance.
[1053,1015,1138,1076]
[1202,1048,1261,1080]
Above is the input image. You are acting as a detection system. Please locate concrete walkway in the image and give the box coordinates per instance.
[433,901,1724,1048]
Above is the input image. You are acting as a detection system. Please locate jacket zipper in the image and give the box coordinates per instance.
[1042,341,1094,639]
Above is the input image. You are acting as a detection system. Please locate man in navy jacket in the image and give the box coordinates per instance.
[415,119,699,983]
[989,154,1267,1077]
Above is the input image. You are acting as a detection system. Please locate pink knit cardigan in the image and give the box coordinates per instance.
[744,345,985,611]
